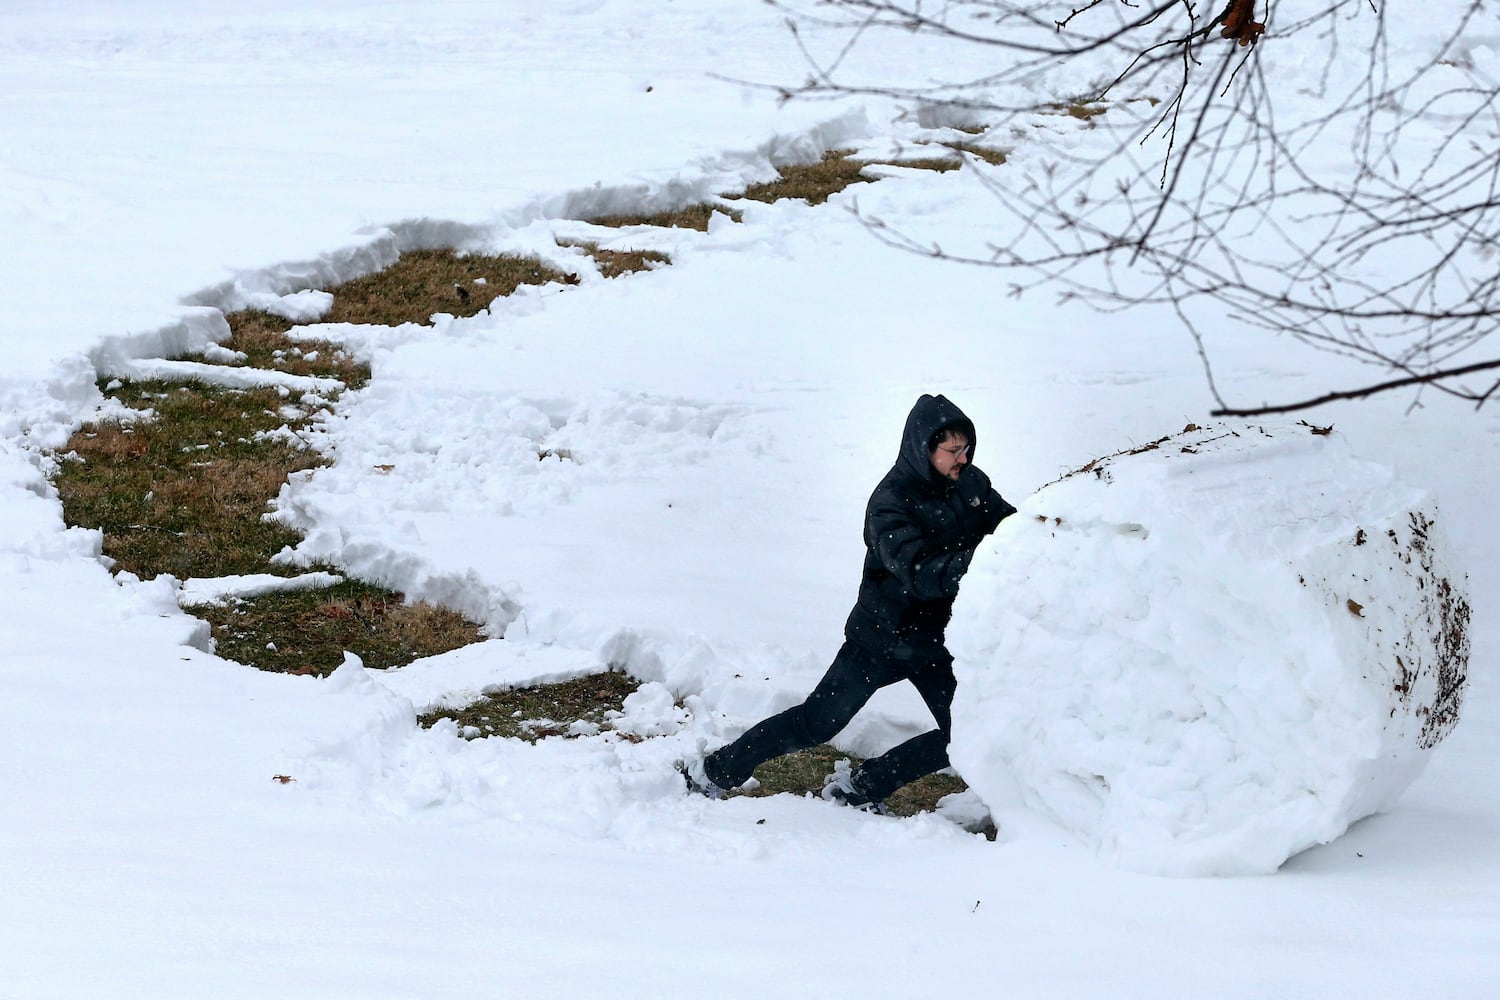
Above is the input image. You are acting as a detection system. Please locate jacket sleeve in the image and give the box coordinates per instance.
[960,466,1017,537]
[869,497,975,602]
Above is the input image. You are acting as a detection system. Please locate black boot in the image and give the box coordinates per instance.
[820,762,889,815]
[679,758,729,800]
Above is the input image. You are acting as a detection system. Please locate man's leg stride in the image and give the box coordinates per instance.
[844,656,957,803]
[702,643,900,791]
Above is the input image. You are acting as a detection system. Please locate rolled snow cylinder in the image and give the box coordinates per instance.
[948,421,1469,876]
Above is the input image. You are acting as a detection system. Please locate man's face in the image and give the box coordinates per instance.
[930,433,971,481]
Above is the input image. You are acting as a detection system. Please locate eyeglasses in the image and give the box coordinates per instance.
[936,443,971,459]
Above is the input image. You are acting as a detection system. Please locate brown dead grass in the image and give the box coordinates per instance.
[586,203,743,232]
[942,140,1009,166]
[740,149,874,205]
[52,251,521,675]
[585,145,977,230]
[191,580,486,675]
[417,672,642,741]
[1046,100,1108,121]
[55,380,327,580]
[740,148,972,206]
[563,240,673,278]
[222,310,370,388]
[872,155,963,174]
[742,743,976,820]
[323,249,573,327]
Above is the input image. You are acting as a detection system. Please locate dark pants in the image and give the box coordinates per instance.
[703,640,956,803]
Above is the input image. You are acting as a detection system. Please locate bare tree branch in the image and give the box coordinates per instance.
[765,0,1500,414]
[1210,359,1500,417]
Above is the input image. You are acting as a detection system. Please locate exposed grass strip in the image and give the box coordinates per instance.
[417,672,642,741]
[873,155,963,174]
[323,248,573,327]
[585,141,992,232]
[740,148,874,205]
[743,742,975,820]
[53,257,506,668]
[1056,100,1108,120]
[190,579,485,675]
[585,203,742,232]
[223,309,370,388]
[562,240,672,278]
[739,148,969,207]
[55,379,329,580]
[940,140,1009,166]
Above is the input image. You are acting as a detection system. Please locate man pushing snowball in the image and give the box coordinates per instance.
[683,394,1016,811]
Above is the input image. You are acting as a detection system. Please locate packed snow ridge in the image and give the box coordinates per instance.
[948,421,1470,876]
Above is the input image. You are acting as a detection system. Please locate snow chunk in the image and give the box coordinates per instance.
[201,343,248,365]
[948,422,1470,876]
[240,288,336,323]
[607,681,690,739]
[101,357,344,396]
[177,571,345,607]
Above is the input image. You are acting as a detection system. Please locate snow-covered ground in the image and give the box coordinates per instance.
[4,2,1499,996]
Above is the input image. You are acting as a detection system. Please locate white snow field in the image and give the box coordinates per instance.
[3,2,1500,998]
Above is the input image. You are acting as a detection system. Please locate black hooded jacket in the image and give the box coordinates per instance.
[843,394,1016,660]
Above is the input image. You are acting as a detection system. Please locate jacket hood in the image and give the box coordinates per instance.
[896,394,977,488]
